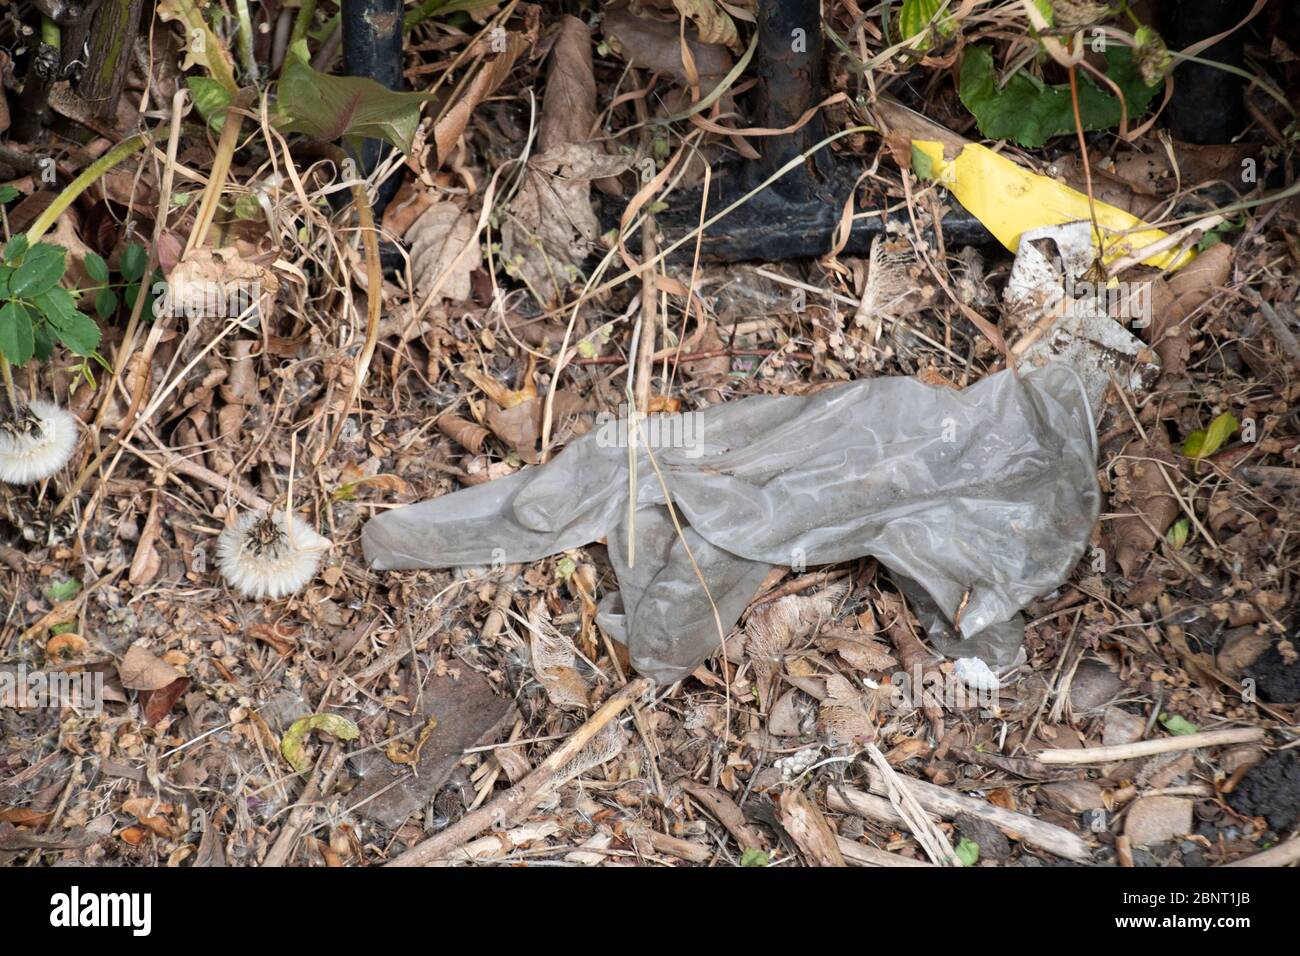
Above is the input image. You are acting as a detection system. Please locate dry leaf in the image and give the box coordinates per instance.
[501,144,632,304]
[821,633,898,673]
[818,674,876,747]
[139,677,191,726]
[118,645,183,691]
[528,602,592,710]
[1108,430,1180,577]
[776,789,846,866]
[540,16,598,152]
[746,584,846,708]
[603,9,734,90]
[434,32,529,163]
[164,247,280,324]
[406,202,480,303]
[436,414,490,454]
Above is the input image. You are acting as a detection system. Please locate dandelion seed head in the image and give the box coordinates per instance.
[216,511,330,599]
[0,400,79,485]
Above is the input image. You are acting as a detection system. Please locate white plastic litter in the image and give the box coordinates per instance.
[363,363,1100,683]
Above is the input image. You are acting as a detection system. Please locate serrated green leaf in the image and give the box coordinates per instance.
[32,323,54,362]
[83,251,110,284]
[1159,713,1198,736]
[4,234,29,264]
[0,302,35,366]
[95,287,119,319]
[1183,412,1237,459]
[1166,517,1190,550]
[739,848,769,867]
[274,59,440,155]
[120,244,147,282]
[959,45,1161,147]
[10,242,67,298]
[35,288,101,356]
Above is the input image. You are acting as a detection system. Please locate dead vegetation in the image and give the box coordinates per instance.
[0,0,1297,868]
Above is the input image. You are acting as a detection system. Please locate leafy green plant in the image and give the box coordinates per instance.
[0,235,101,367]
[959,44,1161,147]
[897,0,955,51]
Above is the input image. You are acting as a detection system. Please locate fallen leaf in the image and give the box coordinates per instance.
[500,144,632,304]
[118,645,184,691]
[281,713,361,773]
[406,202,480,303]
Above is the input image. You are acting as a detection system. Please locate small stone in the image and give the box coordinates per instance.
[953,811,1011,861]
[1040,780,1107,814]
[1101,705,1145,746]
[1069,661,1121,713]
[1125,795,1194,847]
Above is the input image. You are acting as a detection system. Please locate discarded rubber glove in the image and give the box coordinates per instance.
[363,363,1100,684]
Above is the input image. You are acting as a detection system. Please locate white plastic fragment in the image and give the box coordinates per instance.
[0,400,79,485]
[217,511,330,599]
[954,657,1001,693]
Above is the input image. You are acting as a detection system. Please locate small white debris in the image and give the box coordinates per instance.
[0,400,79,484]
[774,746,823,782]
[954,657,1001,692]
[216,511,330,599]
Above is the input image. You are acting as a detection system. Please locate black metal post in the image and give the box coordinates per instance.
[341,0,405,214]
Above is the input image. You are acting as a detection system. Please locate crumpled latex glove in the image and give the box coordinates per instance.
[363,363,1099,683]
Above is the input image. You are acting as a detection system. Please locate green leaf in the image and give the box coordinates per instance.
[44,578,82,603]
[555,556,577,581]
[911,142,937,181]
[4,234,29,263]
[1159,713,1198,736]
[1166,517,1190,550]
[120,243,147,282]
[274,58,441,155]
[95,287,119,319]
[187,76,234,128]
[83,251,110,284]
[9,242,67,298]
[32,323,54,362]
[954,836,980,866]
[898,0,952,50]
[959,45,1162,148]
[739,848,769,867]
[35,287,101,356]
[0,302,36,366]
[281,713,361,773]
[0,186,19,204]
[1183,412,1238,459]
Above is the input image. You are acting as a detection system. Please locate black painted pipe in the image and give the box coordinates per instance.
[341,0,405,214]
[1163,0,1246,145]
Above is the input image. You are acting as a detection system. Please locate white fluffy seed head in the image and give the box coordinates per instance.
[0,400,79,485]
[216,510,330,600]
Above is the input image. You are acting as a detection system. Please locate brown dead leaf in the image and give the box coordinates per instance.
[249,623,297,656]
[46,633,90,659]
[541,16,598,152]
[128,493,163,587]
[118,644,183,691]
[436,414,490,454]
[822,632,898,672]
[0,808,52,827]
[501,144,632,304]
[138,676,191,726]
[382,181,437,237]
[818,674,877,747]
[528,601,592,710]
[1108,430,1180,577]
[164,247,280,323]
[406,202,480,303]
[434,31,530,164]
[603,9,733,92]
[776,788,846,866]
[1123,242,1233,377]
